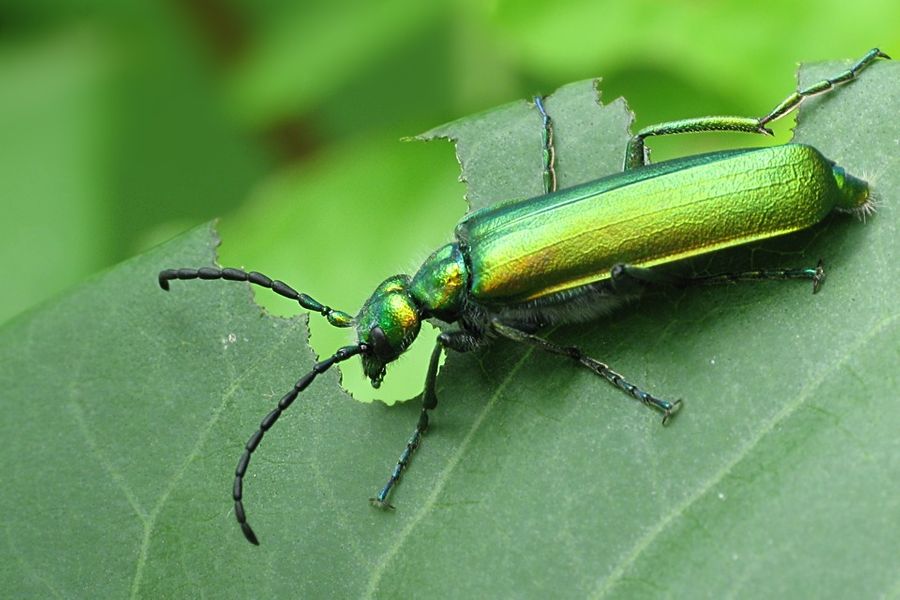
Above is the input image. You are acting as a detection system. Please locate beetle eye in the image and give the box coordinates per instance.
[369,326,393,361]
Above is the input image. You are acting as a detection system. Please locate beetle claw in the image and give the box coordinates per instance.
[369,497,396,510]
[812,259,826,294]
[662,399,683,426]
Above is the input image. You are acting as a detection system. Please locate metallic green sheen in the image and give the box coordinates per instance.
[409,244,468,319]
[456,144,866,303]
[355,275,421,352]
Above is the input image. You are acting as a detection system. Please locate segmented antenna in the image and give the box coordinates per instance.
[233,343,367,545]
[158,267,354,327]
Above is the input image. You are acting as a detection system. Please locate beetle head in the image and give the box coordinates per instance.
[356,275,421,388]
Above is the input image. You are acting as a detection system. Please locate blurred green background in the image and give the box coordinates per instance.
[2,0,897,399]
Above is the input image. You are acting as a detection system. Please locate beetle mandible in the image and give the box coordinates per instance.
[158,48,888,545]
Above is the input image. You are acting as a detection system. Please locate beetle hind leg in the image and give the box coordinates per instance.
[623,48,889,169]
[612,260,826,294]
[685,259,826,294]
[758,48,890,128]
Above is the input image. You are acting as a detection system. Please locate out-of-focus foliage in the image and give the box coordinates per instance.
[1,0,898,398]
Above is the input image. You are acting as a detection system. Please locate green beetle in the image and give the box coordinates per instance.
[158,48,887,545]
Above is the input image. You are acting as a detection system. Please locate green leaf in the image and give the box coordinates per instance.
[1,58,897,598]
[417,79,633,210]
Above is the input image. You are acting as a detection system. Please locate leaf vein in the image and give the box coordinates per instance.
[128,318,305,599]
[68,401,148,523]
[591,312,900,598]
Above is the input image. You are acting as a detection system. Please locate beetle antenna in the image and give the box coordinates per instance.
[158,267,354,327]
[233,343,367,545]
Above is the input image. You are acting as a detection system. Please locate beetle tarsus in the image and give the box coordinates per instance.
[369,497,396,511]
[812,259,826,294]
[661,399,683,426]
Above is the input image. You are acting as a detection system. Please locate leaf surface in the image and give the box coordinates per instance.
[0,59,897,598]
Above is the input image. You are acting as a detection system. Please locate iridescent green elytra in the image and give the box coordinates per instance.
[459,144,868,302]
[157,48,887,545]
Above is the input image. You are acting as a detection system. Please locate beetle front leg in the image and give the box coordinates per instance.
[491,320,681,425]
[370,331,482,509]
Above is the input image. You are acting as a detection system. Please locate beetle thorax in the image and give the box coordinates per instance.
[408,243,469,321]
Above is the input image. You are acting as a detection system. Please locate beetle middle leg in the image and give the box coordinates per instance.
[533,95,558,194]
[490,320,681,425]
